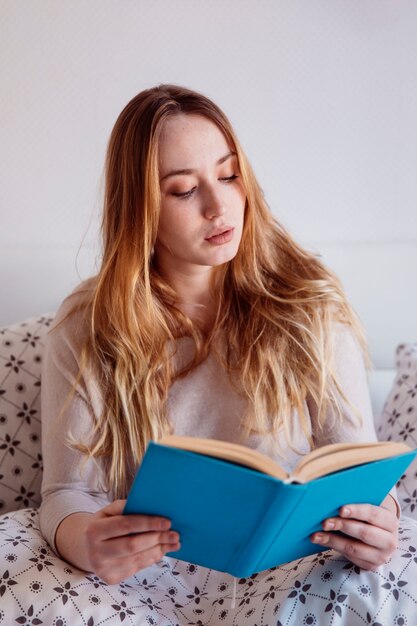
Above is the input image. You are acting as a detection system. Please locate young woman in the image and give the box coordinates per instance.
[40,84,400,616]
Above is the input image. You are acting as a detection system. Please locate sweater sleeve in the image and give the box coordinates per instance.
[308,324,377,446]
[39,291,111,554]
[307,323,401,517]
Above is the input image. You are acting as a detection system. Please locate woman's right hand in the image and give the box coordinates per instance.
[56,500,181,585]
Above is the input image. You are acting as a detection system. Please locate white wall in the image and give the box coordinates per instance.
[1,0,416,368]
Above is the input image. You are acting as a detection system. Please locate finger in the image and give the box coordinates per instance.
[351,558,382,572]
[98,500,128,516]
[96,530,181,559]
[88,513,172,542]
[99,500,171,527]
[338,504,398,533]
[322,517,397,552]
[94,541,181,585]
[101,538,181,569]
[130,540,181,568]
[310,531,391,567]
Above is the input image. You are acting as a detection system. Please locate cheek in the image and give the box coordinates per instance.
[157,206,194,241]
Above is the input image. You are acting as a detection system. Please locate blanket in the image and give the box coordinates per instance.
[1,508,417,625]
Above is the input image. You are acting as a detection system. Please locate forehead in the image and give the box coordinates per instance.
[158,113,231,166]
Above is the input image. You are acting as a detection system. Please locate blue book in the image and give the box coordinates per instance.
[123,436,417,578]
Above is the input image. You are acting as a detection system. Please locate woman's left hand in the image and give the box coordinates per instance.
[310,495,399,570]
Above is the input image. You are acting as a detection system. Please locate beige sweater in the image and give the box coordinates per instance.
[39,287,392,554]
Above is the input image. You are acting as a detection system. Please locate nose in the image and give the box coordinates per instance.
[203,188,226,220]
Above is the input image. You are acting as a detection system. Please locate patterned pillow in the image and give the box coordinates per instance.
[0,315,54,515]
[377,343,417,519]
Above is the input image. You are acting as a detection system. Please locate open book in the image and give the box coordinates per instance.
[158,435,411,483]
[124,436,416,577]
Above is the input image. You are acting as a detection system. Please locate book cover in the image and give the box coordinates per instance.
[123,442,417,577]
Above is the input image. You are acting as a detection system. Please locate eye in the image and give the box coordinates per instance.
[171,186,197,200]
[219,174,239,183]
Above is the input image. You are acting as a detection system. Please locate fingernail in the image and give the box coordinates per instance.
[324,520,335,530]
[313,533,324,544]
[168,531,180,542]
[342,507,351,517]
[160,519,171,529]
[166,542,181,553]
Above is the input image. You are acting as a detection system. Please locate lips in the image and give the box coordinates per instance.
[204,227,234,246]
[205,226,233,241]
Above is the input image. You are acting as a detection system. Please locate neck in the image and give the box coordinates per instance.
[158,264,219,332]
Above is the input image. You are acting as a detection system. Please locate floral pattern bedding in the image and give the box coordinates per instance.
[2,317,417,625]
[1,508,417,626]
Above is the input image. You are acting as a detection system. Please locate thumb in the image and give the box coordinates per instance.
[100,499,128,517]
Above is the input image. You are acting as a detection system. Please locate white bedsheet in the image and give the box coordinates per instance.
[1,508,417,626]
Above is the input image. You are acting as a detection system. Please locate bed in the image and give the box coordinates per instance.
[1,311,417,625]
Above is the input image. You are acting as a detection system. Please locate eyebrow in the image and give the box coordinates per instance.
[160,151,236,182]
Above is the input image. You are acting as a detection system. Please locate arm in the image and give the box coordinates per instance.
[39,295,180,583]
[308,324,400,569]
[39,297,112,555]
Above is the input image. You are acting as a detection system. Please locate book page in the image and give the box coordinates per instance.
[158,435,289,480]
[158,435,412,484]
[292,440,411,482]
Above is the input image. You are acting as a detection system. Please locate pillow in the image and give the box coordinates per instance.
[377,343,417,519]
[0,315,54,514]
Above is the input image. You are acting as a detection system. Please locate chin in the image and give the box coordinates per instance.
[209,248,240,267]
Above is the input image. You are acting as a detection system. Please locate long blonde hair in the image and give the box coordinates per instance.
[68,84,366,498]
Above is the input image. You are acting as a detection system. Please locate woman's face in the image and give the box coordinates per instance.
[155,113,246,278]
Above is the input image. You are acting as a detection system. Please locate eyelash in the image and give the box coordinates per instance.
[171,174,239,200]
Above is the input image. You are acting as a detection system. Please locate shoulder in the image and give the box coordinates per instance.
[330,321,367,363]
[46,278,96,361]
[327,322,371,401]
